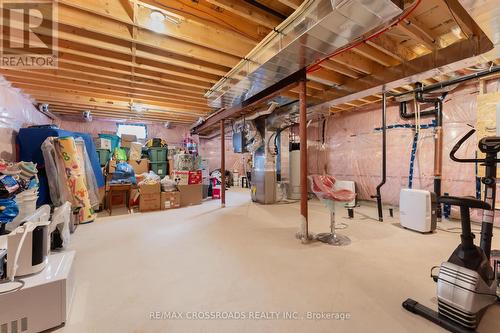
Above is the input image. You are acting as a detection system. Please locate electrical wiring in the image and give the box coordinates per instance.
[307,0,422,74]
[274,123,296,153]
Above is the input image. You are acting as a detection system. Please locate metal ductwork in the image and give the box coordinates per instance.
[205,0,403,109]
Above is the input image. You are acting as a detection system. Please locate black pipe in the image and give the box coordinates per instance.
[390,65,500,98]
[399,100,439,119]
[371,93,387,222]
[414,84,447,219]
[399,83,447,219]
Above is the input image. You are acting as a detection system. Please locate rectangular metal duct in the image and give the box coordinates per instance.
[205,0,403,109]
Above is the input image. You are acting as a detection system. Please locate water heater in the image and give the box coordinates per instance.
[288,142,301,200]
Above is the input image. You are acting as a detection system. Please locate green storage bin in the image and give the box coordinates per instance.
[96,149,110,166]
[148,147,168,162]
[150,162,168,177]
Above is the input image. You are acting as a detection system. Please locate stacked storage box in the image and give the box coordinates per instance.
[120,134,137,148]
[172,153,202,206]
[95,137,112,167]
[139,182,161,212]
[95,149,111,167]
[148,147,168,177]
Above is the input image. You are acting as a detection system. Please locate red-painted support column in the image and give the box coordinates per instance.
[299,79,309,242]
[220,119,226,208]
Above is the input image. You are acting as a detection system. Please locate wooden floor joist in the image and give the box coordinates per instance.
[0,0,490,123]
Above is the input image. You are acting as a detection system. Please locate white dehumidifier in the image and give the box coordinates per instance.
[400,189,437,233]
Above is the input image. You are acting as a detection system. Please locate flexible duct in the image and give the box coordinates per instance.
[245,101,279,121]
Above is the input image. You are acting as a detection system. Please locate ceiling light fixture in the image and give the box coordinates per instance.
[150,10,165,22]
[147,7,182,33]
[131,103,147,114]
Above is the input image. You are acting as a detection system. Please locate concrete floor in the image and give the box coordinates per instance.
[58,188,500,333]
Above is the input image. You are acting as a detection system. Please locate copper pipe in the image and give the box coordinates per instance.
[299,79,308,240]
[220,119,226,207]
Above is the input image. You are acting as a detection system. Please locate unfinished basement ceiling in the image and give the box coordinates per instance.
[0,0,497,126]
[0,0,300,124]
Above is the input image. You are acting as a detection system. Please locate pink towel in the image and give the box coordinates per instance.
[309,175,355,203]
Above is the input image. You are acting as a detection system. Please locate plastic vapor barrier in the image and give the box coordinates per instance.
[0,75,52,159]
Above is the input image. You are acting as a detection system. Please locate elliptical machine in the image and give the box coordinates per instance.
[403,128,500,332]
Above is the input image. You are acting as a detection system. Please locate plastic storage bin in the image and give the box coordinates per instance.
[150,162,168,177]
[148,147,168,162]
[96,149,111,166]
[98,134,120,152]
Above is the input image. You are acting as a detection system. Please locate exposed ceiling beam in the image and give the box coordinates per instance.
[52,108,195,123]
[25,88,210,114]
[307,68,347,86]
[329,51,383,75]
[205,0,282,29]
[397,20,436,51]
[1,71,207,103]
[193,69,306,134]
[140,0,269,42]
[318,60,361,79]
[55,2,253,61]
[312,32,494,112]
[277,0,301,10]
[351,43,400,67]
[6,77,210,109]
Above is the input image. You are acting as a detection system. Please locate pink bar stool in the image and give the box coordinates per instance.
[309,175,356,246]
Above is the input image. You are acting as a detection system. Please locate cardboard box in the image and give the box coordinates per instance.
[161,191,181,210]
[178,184,202,206]
[140,182,160,194]
[128,159,149,175]
[98,187,106,208]
[108,159,117,173]
[94,138,112,150]
[139,182,161,212]
[139,193,161,212]
[173,170,189,185]
[188,170,202,184]
[121,134,137,142]
[121,134,137,149]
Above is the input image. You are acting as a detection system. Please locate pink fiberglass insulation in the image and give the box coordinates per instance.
[56,119,190,145]
[312,80,500,224]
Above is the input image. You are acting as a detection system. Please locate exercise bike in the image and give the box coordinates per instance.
[403,129,500,333]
